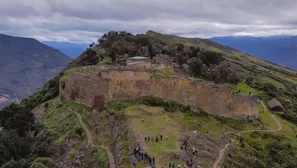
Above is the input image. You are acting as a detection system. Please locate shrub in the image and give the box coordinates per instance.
[44,103,49,108]
[188,57,204,76]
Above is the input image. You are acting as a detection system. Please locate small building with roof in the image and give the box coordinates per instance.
[126,56,151,69]
[268,98,285,111]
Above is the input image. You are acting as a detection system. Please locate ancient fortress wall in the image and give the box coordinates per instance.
[61,68,259,119]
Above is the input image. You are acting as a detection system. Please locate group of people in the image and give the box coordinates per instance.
[132,154,156,168]
[181,139,188,150]
[133,142,156,168]
[163,160,200,168]
[144,134,168,142]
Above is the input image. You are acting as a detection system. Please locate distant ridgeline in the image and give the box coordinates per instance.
[0,33,72,109]
[60,66,259,119]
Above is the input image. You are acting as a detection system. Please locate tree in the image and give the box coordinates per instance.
[148,43,154,61]
[110,50,116,64]
[189,46,200,58]
[211,62,240,84]
[177,43,184,52]
[188,58,204,76]
[1,104,35,136]
[199,51,224,66]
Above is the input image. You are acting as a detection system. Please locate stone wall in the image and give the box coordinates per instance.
[61,69,259,119]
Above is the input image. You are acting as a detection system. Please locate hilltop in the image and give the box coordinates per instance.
[210,35,297,70]
[1,31,297,168]
[0,34,72,109]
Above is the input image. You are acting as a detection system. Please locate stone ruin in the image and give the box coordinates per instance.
[60,66,259,119]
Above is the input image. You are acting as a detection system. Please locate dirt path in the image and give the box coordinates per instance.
[212,101,282,168]
[69,108,116,168]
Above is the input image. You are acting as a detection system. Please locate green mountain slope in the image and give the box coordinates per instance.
[1,31,297,168]
[0,34,72,109]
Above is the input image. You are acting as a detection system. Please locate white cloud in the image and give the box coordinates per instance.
[1,0,297,42]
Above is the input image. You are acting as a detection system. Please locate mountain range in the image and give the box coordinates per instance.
[43,41,88,58]
[0,34,72,109]
[209,36,297,70]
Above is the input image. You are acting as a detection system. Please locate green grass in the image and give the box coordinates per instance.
[209,46,223,53]
[274,116,297,147]
[97,57,112,65]
[269,70,297,85]
[43,98,90,141]
[124,105,181,167]
[154,67,176,78]
[43,97,297,168]
[258,104,276,130]
[123,103,263,167]
[60,75,71,81]
[226,82,258,95]
[258,77,286,90]
[130,115,181,156]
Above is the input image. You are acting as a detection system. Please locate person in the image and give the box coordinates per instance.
[178,163,181,168]
[169,163,171,168]
[156,137,159,142]
[160,134,163,140]
[153,157,155,165]
[132,162,136,168]
[172,163,175,168]
[145,137,147,141]
[166,134,168,140]
[148,136,150,141]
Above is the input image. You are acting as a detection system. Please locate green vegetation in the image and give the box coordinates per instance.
[226,82,258,95]
[258,77,286,90]
[154,67,176,78]
[97,57,112,65]
[43,98,85,141]
[60,74,71,81]
[100,97,297,168]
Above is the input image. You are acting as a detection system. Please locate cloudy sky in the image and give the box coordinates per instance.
[1,0,297,43]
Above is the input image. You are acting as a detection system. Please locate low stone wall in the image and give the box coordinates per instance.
[61,69,259,119]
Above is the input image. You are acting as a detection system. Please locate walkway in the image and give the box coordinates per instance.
[212,101,282,168]
[68,108,116,168]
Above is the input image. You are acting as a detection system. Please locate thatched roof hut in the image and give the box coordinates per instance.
[268,98,285,111]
